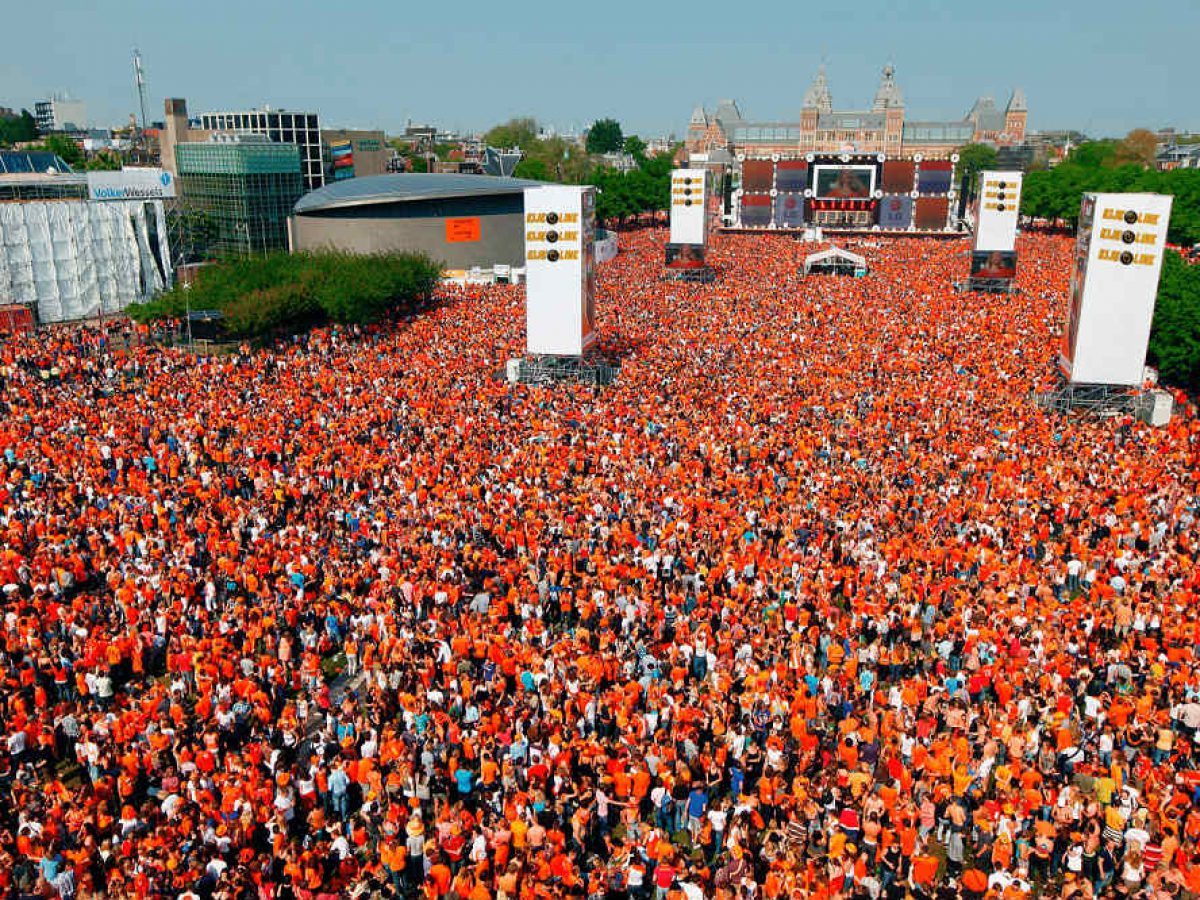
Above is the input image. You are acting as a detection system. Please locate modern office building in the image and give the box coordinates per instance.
[320,129,389,181]
[34,95,88,133]
[199,107,324,190]
[175,134,304,256]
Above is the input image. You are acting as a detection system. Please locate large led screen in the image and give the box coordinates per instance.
[741,160,774,193]
[881,160,915,193]
[878,195,913,230]
[665,244,707,270]
[774,193,806,228]
[775,160,809,193]
[914,197,950,230]
[970,250,1017,279]
[740,194,772,227]
[813,165,875,199]
[916,160,953,195]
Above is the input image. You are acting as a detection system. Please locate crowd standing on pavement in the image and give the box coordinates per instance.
[1,230,1199,900]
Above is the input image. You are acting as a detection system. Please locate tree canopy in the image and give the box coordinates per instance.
[27,134,83,169]
[127,251,442,339]
[585,118,624,155]
[1148,250,1200,391]
[589,152,674,225]
[0,109,38,147]
[1021,139,1200,246]
[956,143,998,197]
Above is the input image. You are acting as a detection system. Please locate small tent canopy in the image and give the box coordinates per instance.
[803,246,867,277]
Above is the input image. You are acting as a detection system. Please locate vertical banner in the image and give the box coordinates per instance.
[669,169,708,246]
[524,185,596,356]
[973,171,1022,252]
[1060,192,1173,386]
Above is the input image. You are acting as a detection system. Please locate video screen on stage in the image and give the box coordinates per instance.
[916,160,953,195]
[740,194,772,227]
[914,197,950,230]
[741,160,774,193]
[814,165,875,199]
[881,160,915,193]
[775,160,809,192]
[665,244,707,270]
[971,250,1017,280]
[878,195,913,229]
[774,193,805,228]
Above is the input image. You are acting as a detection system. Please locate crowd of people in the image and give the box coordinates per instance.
[0,230,1198,900]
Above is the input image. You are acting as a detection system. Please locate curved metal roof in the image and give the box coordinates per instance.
[294,173,543,214]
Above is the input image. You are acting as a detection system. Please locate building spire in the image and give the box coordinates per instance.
[803,65,833,114]
[872,63,904,111]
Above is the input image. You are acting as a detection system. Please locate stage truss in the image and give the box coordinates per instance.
[508,355,620,387]
[954,278,1019,295]
[1032,382,1145,418]
[662,268,716,284]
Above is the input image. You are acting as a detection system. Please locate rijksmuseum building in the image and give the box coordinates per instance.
[685,65,1028,162]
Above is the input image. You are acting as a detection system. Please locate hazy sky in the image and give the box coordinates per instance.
[3,0,1193,138]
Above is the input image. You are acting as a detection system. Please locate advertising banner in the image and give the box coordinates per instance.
[524,185,596,356]
[1061,192,1173,385]
[974,171,1022,252]
[87,168,176,201]
[669,169,708,245]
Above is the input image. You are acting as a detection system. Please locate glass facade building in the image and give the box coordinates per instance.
[174,138,303,256]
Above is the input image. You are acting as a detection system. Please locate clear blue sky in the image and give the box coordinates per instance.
[3,0,1194,139]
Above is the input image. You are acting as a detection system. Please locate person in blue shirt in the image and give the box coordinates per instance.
[328,762,350,821]
[687,785,709,837]
[454,766,474,804]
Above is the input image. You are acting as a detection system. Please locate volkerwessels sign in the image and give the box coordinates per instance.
[87,169,176,201]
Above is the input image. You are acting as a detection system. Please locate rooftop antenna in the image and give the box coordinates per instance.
[133,48,149,137]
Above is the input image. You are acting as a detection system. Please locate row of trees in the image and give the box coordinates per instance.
[483,117,679,225]
[127,251,442,339]
[1147,251,1200,391]
[1022,161,1200,246]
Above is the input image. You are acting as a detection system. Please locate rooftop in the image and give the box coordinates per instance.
[294,173,543,214]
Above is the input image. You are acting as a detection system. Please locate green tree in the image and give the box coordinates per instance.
[623,135,647,159]
[956,143,998,197]
[0,109,38,146]
[585,118,624,154]
[1148,250,1200,390]
[127,251,442,339]
[84,149,123,171]
[484,117,540,151]
[513,158,551,181]
[28,134,83,169]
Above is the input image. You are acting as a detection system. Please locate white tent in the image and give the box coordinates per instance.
[0,199,170,322]
[803,246,867,276]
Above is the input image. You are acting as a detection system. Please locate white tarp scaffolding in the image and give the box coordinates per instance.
[0,199,170,323]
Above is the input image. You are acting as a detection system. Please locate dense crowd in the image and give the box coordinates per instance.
[1,230,1199,900]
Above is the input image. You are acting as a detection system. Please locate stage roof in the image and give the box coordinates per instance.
[804,247,867,273]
